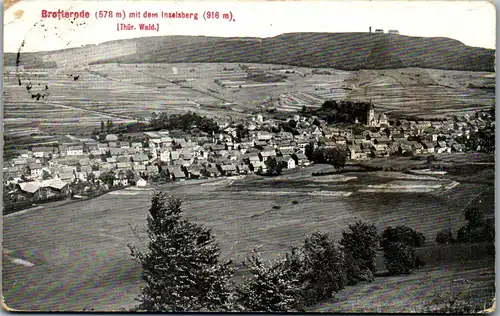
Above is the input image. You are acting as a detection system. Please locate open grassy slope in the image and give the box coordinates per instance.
[3,161,494,311]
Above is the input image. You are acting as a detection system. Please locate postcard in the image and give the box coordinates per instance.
[2,0,496,312]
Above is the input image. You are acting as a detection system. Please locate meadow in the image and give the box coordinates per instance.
[2,161,494,311]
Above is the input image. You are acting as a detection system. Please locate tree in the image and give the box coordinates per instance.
[457,208,494,243]
[311,146,348,171]
[42,170,51,180]
[265,157,283,176]
[380,225,426,250]
[236,249,306,312]
[383,242,415,275]
[435,228,454,244]
[463,208,484,228]
[126,170,137,185]
[106,119,114,132]
[340,221,380,284]
[300,231,346,305]
[99,171,115,187]
[304,142,315,160]
[128,193,234,312]
[87,172,95,183]
[381,226,425,276]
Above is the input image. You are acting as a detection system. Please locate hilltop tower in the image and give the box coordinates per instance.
[366,102,375,126]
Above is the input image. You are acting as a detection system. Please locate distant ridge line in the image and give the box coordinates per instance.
[5,32,495,72]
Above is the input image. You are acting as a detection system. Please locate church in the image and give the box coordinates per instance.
[366,103,389,127]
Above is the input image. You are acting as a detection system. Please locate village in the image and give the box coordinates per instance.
[2,103,494,213]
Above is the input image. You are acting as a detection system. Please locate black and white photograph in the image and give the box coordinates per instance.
[2,0,496,312]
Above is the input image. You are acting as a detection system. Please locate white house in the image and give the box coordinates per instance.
[136,178,147,187]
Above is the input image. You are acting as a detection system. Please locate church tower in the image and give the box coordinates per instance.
[366,102,375,126]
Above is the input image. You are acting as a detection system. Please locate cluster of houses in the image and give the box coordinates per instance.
[3,107,494,203]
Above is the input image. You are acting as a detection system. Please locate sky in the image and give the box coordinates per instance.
[4,0,496,52]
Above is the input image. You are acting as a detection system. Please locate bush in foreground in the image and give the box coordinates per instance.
[383,242,416,275]
[381,225,425,276]
[435,228,454,244]
[419,289,495,314]
[340,221,380,284]
[128,193,234,312]
[381,225,426,249]
[300,231,346,305]
[236,249,306,312]
[457,208,495,243]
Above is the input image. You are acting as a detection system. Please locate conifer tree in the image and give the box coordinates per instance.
[128,193,234,312]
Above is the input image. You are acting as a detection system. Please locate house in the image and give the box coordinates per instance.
[422,141,435,154]
[254,140,269,148]
[106,134,119,142]
[172,167,186,181]
[323,141,337,148]
[133,154,149,165]
[186,166,202,179]
[257,131,273,141]
[80,165,92,175]
[205,166,221,178]
[436,141,451,154]
[333,137,347,146]
[106,157,118,164]
[374,137,391,145]
[398,142,412,155]
[79,158,91,166]
[97,143,109,154]
[87,143,101,155]
[159,150,171,163]
[347,145,363,160]
[278,148,295,156]
[136,178,147,187]
[371,144,389,158]
[250,161,267,174]
[17,181,42,200]
[27,163,43,178]
[116,162,132,171]
[146,165,159,175]
[236,164,250,175]
[32,147,54,158]
[134,164,146,174]
[293,152,311,167]
[392,133,406,142]
[452,143,465,152]
[40,178,70,197]
[276,156,296,170]
[113,177,129,187]
[259,150,276,161]
[170,151,181,162]
[131,142,143,149]
[66,145,84,156]
[218,164,237,176]
[410,141,423,154]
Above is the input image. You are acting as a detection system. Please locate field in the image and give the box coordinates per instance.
[4,63,494,161]
[3,159,494,311]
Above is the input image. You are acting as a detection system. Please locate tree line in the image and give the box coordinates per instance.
[91,112,221,139]
[127,193,428,312]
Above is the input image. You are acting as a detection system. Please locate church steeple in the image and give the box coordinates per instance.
[367,102,375,126]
